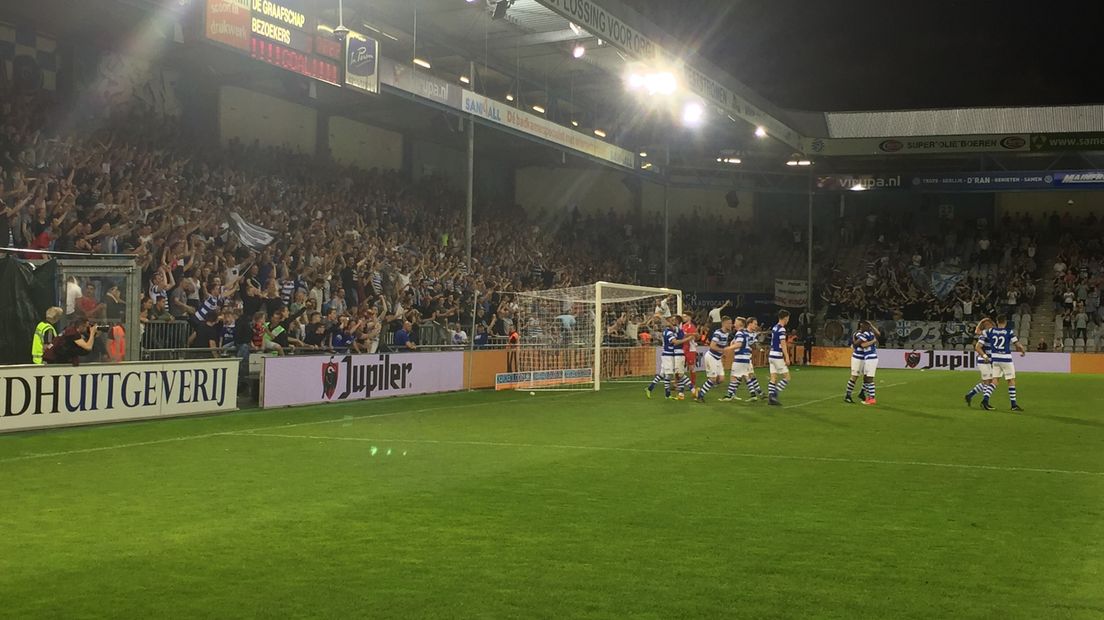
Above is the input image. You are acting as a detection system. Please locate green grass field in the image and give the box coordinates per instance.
[2,367,1103,619]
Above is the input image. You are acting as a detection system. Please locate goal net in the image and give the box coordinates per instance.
[497,281,683,391]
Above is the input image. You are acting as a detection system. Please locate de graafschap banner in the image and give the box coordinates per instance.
[880,349,1070,373]
[261,351,464,407]
[0,359,239,433]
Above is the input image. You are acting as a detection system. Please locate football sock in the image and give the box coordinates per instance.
[768,381,777,398]
[748,376,762,396]
[648,374,663,391]
[865,382,876,400]
[1008,385,1017,407]
[698,379,714,398]
[778,379,789,392]
[845,378,856,397]
[726,377,742,398]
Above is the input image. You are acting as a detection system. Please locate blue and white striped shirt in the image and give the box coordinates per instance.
[984,327,1018,363]
[769,324,786,359]
[662,327,685,357]
[852,330,877,360]
[731,330,752,363]
[708,328,730,360]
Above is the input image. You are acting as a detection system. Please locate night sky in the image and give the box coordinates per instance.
[623,0,1104,111]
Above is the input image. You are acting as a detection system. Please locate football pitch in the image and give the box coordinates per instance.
[2,367,1102,619]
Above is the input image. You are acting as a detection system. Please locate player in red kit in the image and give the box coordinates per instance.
[681,313,698,389]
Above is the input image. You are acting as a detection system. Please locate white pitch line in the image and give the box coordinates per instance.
[232,431,1104,477]
[782,381,909,409]
[0,391,589,465]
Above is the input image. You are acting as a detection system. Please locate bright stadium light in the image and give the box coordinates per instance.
[594,128,607,138]
[797,159,812,166]
[506,93,514,101]
[786,160,798,166]
[624,69,677,96]
[532,105,545,114]
[653,72,677,95]
[569,22,583,35]
[681,101,705,127]
[413,58,431,69]
[459,75,470,84]
[755,126,767,138]
[639,151,648,157]
[573,44,585,59]
[571,120,579,127]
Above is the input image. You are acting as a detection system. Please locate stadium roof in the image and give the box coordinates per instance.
[8,0,1104,175]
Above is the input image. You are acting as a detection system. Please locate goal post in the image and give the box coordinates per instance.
[496,281,682,392]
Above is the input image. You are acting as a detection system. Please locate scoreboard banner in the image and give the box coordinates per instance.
[203,0,340,85]
[344,31,379,94]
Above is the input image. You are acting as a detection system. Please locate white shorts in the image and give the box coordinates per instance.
[661,356,687,375]
[861,358,878,377]
[992,361,1015,380]
[704,355,724,378]
[730,361,754,377]
[977,362,994,381]
[850,357,865,376]
[769,357,789,375]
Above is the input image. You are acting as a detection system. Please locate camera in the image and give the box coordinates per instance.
[333,25,350,42]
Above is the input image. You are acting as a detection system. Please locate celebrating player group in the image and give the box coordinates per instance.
[646,309,1026,411]
[647,309,791,406]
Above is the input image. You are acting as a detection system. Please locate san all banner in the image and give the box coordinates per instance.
[1030,133,1104,152]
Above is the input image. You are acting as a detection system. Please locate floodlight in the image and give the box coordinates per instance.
[681,101,704,127]
[755,126,767,138]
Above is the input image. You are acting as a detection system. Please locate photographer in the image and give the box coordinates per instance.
[43,316,98,365]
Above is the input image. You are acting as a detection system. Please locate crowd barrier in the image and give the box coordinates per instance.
[0,358,239,433]
[809,347,1104,374]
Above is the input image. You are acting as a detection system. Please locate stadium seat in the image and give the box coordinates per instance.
[1075,338,1086,352]
[1064,338,1075,351]
[1089,338,1099,353]
[1012,313,1021,327]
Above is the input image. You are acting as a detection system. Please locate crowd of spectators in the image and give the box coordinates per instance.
[0,89,643,368]
[1050,214,1104,344]
[7,84,1104,364]
[819,210,1042,322]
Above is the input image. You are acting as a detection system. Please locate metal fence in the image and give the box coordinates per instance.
[141,321,192,359]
